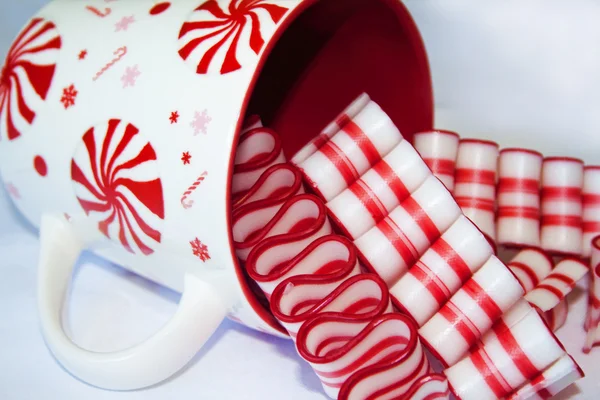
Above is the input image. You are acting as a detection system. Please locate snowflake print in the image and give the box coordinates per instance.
[78,50,87,60]
[181,151,192,165]
[169,111,179,124]
[190,238,210,262]
[115,16,135,32]
[60,84,78,109]
[5,182,20,199]
[121,65,140,88]
[190,110,211,135]
[178,0,289,75]
[64,213,72,221]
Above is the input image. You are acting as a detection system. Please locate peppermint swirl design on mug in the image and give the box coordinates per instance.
[178,0,289,75]
[0,17,61,141]
[71,119,165,255]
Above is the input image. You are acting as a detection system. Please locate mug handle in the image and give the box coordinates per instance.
[37,214,235,390]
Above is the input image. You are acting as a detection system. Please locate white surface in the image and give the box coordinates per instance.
[1,1,600,399]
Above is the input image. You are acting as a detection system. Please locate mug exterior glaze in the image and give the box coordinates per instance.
[0,0,433,390]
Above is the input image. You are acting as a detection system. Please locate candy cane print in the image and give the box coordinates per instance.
[180,171,207,209]
[412,130,460,191]
[584,235,600,353]
[524,258,588,312]
[92,46,127,81]
[326,139,431,240]
[507,248,554,293]
[354,175,462,286]
[231,127,285,200]
[445,302,567,400]
[507,354,584,400]
[496,148,543,248]
[298,100,403,202]
[582,166,600,258]
[85,5,111,17]
[418,255,524,367]
[453,139,499,242]
[390,215,494,327]
[540,157,584,256]
[291,93,371,165]
[297,313,430,399]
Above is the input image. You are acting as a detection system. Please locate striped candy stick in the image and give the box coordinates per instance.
[326,139,431,240]
[541,298,569,332]
[354,175,462,287]
[180,171,208,209]
[412,130,460,191]
[418,256,524,367]
[507,248,554,293]
[445,301,567,400]
[291,93,371,165]
[507,354,584,400]
[496,148,543,248]
[582,166,600,258]
[524,258,589,312]
[584,235,600,353]
[453,139,500,242]
[540,157,584,256]
[390,215,494,327]
[297,100,404,202]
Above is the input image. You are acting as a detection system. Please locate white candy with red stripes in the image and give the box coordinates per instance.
[507,248,554,293]
[232,127,285,199]
[326,139,430,239]
[525,258,588,312]
[541,298,569,332]
[507,354,584,400]
[584,235,600,353]
[291,93,371,165]
[453,139,499,242]
[418,256,524,367]
[390,215,494,327]
[354,175,462,286]
[445,301,566,400]
[583,166,600,258]
[297,100,403,202]
[540,157,584,256]
[413,130,460,191]
[496,149,543,248]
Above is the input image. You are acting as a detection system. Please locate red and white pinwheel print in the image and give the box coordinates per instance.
[178,0,289,75]
[0,17,61,141]
[71,119,165,255]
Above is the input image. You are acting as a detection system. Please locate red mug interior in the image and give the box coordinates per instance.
[229,0,434,333]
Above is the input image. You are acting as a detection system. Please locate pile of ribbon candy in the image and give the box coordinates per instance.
[230,93,597,399]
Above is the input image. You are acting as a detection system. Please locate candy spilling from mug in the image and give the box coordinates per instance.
[229,94,592,399]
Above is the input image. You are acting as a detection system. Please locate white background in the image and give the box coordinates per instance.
[1,1,599,399]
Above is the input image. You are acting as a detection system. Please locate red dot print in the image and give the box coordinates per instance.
[34,155,48,177]
[150,2,171,15]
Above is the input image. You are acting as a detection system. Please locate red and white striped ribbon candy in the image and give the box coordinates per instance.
[507,354,584,400]
[232,127,286,200]
[400,374,451,400]
[297,313,430,399]
[326,139,431,240]
[291,93,371,165]
[446,300,567,400]
[354,175,462,286]
[582,166,600,258]
[524,258,588,312]
[297,100,404,202]
[540,157,584,256]
[507,248,554,293]
[496,148,543,248]
[413,130,460,191]
[390,215,494,327]
[418,256,524,367]
[453,139,499,242]
[584,235,600,353]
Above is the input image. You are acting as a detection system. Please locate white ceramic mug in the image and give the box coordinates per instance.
[0,0,433,390]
